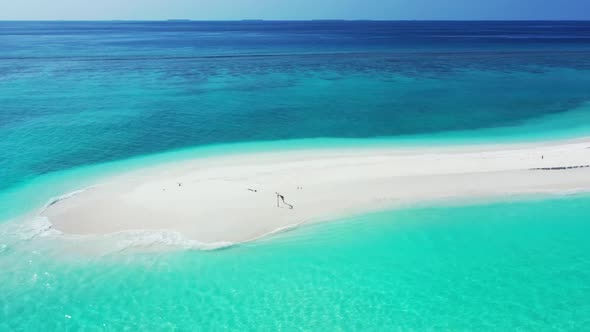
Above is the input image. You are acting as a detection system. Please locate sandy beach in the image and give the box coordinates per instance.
[41,138,590,244]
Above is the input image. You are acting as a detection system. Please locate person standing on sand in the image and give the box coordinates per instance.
[275,192,293,209]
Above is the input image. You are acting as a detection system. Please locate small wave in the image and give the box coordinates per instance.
[107,230,236,252]
[0,216,61,243]
[104,223,302,253]
[553,188,590,196]
[40,186,95,213]
[246,223,301,242]
[16,216,62,240]
[7,197,302,253]
[512,187,590,197]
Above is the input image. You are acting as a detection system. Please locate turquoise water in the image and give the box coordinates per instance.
[2,21,590,330]
[3,22,590,195]
[2,196,590,330]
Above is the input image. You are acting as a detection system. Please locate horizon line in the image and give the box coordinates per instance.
[1,19,590,22]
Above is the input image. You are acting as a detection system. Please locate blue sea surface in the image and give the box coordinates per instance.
[1,21,590,330]
[2,21,590,194]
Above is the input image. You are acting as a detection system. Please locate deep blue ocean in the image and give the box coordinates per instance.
[2,21,590,193]
[1,21,590,330]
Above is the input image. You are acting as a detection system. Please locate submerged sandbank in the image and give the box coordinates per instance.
[41,137,590,244]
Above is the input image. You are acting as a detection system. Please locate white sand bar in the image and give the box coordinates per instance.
[43,138,590,243]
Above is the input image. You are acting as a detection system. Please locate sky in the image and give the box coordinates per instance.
[0,0,589,20]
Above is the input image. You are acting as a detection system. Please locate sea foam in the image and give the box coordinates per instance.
[108,222,301,253]
[14,216,62,240]
[109,229,237,252]
[40,186,95,213]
